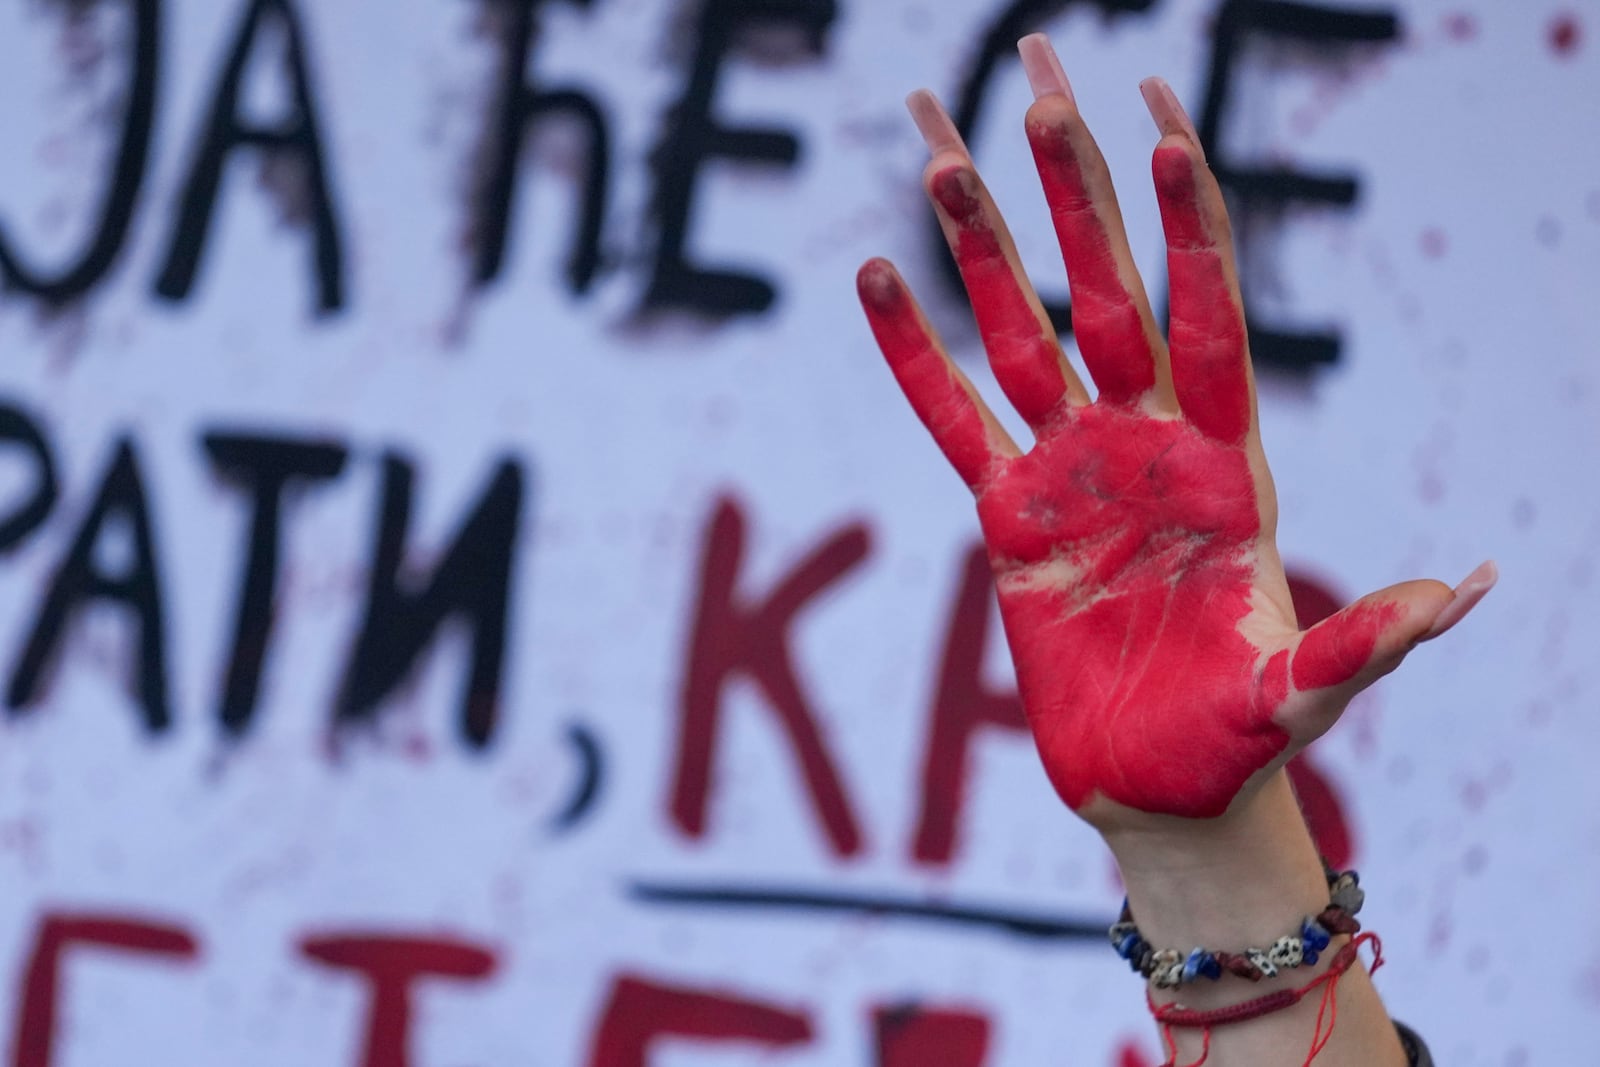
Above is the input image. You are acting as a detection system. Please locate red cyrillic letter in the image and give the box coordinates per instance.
[912,546,1028,865]
[587,973,812,1067]
[874,1003,990,1067]
[11,912,198,1067]
[670,495,870,856]
[299,934,497,1067]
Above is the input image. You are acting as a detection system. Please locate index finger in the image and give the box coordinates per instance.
[857,257,1021,491]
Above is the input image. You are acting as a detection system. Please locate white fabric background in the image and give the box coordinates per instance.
[0,0,1595,1062]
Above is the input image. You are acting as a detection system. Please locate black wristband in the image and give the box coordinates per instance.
[1395,1021,1434,1066]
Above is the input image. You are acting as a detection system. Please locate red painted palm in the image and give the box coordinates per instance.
[857,62,1492,825]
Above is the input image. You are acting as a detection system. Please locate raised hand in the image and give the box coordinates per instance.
[857,35,1494,828]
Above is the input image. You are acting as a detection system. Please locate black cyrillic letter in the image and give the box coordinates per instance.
[0,0,160,304]
[204,432,348,738]
[335,454,524,748]
[8,439,170,732]
[932,0,1157,333]
[644,0,836,315]
[1198,0,1400,370]
[154,0,345,313]
[474,0,609,294]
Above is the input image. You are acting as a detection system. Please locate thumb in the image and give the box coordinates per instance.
[1289,560,1497,696]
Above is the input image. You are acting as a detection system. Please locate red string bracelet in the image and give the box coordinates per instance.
[1146,932,1384,1067]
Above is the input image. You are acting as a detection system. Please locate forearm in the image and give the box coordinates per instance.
[1101,771,1406,1066]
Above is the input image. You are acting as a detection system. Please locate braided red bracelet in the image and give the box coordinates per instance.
[1145,932,1384,1067]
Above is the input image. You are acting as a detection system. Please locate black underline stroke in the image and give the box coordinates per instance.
[628,882,1109,942]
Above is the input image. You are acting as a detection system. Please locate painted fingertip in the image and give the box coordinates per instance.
[929,165,982,222]
[1138,77,1204,160]
[855,257,895,304]
[1018,33,1076,104]
[906,89,967,155]
[1420,559,1498,641]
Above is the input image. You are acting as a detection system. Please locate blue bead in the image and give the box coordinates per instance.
[1302,920,1331,951]
[1117,933,1142,959]
[1200,954,1223,980]
[1183,949,1206,982]
[1303,947,1320,966]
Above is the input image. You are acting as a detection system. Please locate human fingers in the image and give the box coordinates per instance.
[909,89,1090,433]
[1019,35,1169,409]
[857,257,1021,490]
[1418,560,1498,641]
[1143,77,1254,446]
[1275,561,1496,737]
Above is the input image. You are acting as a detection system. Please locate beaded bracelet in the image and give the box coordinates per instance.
[1108,866,1365,989]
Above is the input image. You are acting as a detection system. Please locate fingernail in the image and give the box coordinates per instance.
[1139,76,1204,161]
[906,89,967,155]
[1420,559,1498,641]
[1018,33,1076,104]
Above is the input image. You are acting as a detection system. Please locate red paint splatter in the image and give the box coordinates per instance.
[1427,911,1453,951]
[1115,1038,1156,1067]
[1442,12,1477,41]
[1512,497,1536,529]
[1579,957,1600,1007]
[1549,13,1581,55]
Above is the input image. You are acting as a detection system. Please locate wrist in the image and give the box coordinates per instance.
[1101,769,1331,968]
[1098,771,1406,1065]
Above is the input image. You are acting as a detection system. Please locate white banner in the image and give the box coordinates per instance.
[0,0,1594,1062]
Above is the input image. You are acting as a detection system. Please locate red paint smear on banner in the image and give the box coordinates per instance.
[1549,13,1581,55]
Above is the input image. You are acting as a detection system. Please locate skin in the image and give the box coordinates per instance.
[857,33,1496,1065]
